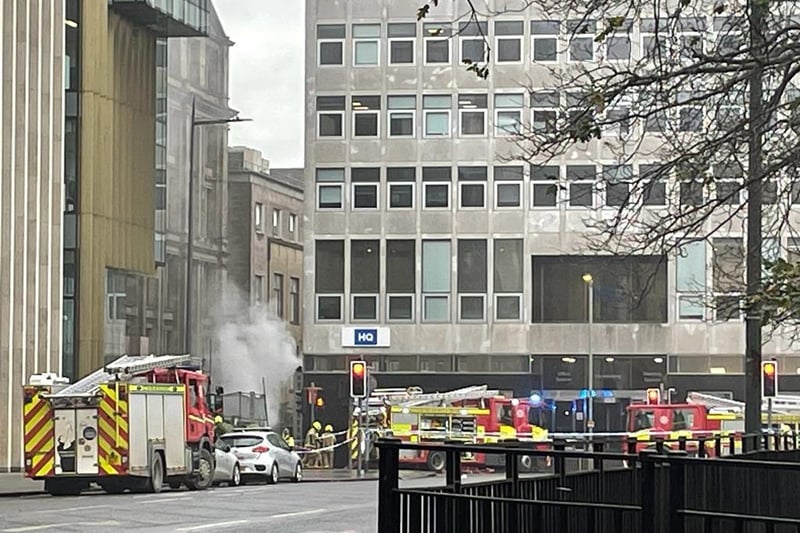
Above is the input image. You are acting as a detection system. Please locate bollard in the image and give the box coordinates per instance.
[698,437,706,458]
[655,438,665,455]
[678,436,687,451]
[592,439,605,471]
[715,435,722,457]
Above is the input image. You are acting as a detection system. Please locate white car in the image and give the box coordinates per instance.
[212,439,241,487]
[220,431,302,484]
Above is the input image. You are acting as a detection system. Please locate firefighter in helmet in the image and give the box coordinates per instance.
[304,421,322,467]
[282,428,295,449]
[214,415,234,437]
[320,424,335,468]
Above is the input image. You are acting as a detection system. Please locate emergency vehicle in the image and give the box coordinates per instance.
[369,386,549,471]
[23,354,217,495]
[626,389,800,455]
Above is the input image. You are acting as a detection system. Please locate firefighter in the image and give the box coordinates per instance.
[214,415,234,437]
[282,428,295,449]
[304,421,322,468]
[320,424,335,469]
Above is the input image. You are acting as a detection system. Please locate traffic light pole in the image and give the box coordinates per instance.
[767,397,773,435]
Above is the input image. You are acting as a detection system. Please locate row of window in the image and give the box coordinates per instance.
[316,17,743,67]
[254,202,299,241]
[304,353,532,373]
[314,165,797,211]
[315,92,745,139]
[254,273,301,325]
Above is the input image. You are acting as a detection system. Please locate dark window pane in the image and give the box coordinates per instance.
[494,239,523,292]
[713,238,744,292]
[533,183,558,207]
[387,240,415,292]
[390,184,413,208]
[354,114,378,136]
[460,296,484,320]
[569,183,593,207]
[643,181,666,206]
[497,183,521,207]
[354,185,377,208]
[762,180,778,204]
[317,96,346,110]
[425,184,449,207]
[498,38,521,61]
[390,113,414,136]
[458,239,487,292]
[351,240,379,292]
[716,181,741,204]
[426,40,449,63]
[353,296,377,320]
[715,295,741,320]
[317,24,346,39]
[532,256,668,323]
[315,240,344,292]
[461,184,485,207]
[389,296,413,320]
[319,42,343,65]
[387,167,416,181]
[462,39,485,62]
[497,295,521,319]
[680,182,704,205]
[461,111,485,135]
[607,35,630,59]
[318,296,341,320]
[533,38,557,61]
[319,114,342,136]
[318,185,342,209]
[390,41,414,63]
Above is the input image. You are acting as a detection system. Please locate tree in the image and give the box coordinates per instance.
[419,0,800,433]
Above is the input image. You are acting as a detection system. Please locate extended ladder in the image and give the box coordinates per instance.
[50,354,192,397]
[369,385,500,408]
[687,391,800,415]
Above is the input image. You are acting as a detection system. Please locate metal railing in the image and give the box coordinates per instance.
[377,433,800,533]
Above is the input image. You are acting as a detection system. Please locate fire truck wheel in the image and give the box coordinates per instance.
[186,448,214,491]
[518,455,534,473]
[426,451,446,472]
[145,452,164,493]
[44,478,84,496]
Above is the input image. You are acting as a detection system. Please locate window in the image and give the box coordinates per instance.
[459,94,487,136]
[387,167,415,209]
[353,24,380,66]
[604,19,632,60]
[254,202,264,233]
[388,95,415,137]
[254,275,264,305]
[678,164,705,206]
[494,239,523,320]
[677,91,703,132]
[532,256,668,323]
[567,165,594,207]
[388,23,416,65]
[639,164,666,206]
[531,165,559,207]
[351,167,380,209]
[315,240,344,320]
[677,17,705,59]
[714,16,744,56]
[424,23,451,64]
[567,19,596,61]
[458,166,487,208]
[272,209,281,236]
[640,19,664,61]
[531,91,559,133]
[423,166,451,208]
[459,21,488,63]
[352,96,380,137]
[351,240,379,320]
[423,240,451,322]
[288,213,297,240]
[531,20,559,62]
[603,164,632,207]
[713,162,742,205]
[289,277,300,325]
[495,93,523,136]
[423,95,451,137]
[495,166,523,208]
[762,179,778,205]
[317,96,345,138]
[316,168,344,209]
[604,96,633,138]
[458,239,487,321]
[387,240,415,321]
[677,241,706,320]
[713,238,744,320]
[317,24,345,66]
[495,21,523,62]
[273,273,284,318]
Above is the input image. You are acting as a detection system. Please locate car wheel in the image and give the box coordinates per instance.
[229,464,241,487]
[292,462,302,483]
[267,463,279,485]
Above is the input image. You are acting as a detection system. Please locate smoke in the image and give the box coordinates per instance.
[211,281,300,426]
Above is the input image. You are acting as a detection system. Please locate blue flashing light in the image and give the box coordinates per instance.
[530,392,543,406]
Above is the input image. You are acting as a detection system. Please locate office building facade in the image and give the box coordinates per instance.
[303,0,800,432]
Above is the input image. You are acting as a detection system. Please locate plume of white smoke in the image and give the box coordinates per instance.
[211,281,300,426]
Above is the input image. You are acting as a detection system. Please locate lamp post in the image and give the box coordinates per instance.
[582,273,594,440]
[185,96,251,356]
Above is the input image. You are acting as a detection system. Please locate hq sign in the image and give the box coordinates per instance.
[341,327,391,348]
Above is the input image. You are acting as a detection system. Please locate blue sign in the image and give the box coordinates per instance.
[353,329,378,346]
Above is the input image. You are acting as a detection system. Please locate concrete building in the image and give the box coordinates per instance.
[158,3,233,363]
[303,0,800,433]
[227,147,304,348]
[0,0,65,471]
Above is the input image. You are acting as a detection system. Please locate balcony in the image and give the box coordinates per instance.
[109,0,208,37]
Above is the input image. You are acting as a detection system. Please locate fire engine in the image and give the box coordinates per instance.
[23,354,217,495]
[369,386,549,471]
[626,388,800,455]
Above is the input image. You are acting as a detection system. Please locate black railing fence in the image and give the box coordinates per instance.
[377,434,800,533]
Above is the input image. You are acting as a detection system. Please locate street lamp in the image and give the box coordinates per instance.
[582,273,594,440]
[185,96,251,356]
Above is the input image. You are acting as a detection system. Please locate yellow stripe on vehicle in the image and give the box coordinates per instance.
[23,388,55,477]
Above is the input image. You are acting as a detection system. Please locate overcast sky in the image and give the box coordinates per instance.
[215,1,305,169]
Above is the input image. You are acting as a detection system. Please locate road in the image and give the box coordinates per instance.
[0,473,466,533]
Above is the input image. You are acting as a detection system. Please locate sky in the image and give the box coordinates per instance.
[214,0,305,169]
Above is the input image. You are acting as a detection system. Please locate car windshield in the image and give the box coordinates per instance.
[220,435,264,448]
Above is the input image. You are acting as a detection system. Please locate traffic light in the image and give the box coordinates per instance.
[350,360,367,398]
[315,396,325,408]
[762,360,778,398]
[646,388,661,405]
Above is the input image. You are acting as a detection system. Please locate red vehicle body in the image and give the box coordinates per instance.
[626,402,734,456]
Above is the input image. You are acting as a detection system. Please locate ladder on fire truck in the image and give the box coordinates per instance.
[687,391,800,416]
[49,354,193,397]
[369,385,500,409]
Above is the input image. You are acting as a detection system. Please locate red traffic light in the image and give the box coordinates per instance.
[352,362,365,377]
[762,360,778,397]
[315,397,325,408]
[763,362,776,377]
[350,360,367,398]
